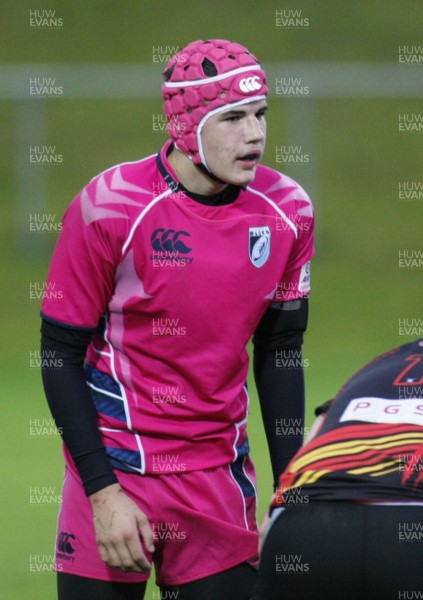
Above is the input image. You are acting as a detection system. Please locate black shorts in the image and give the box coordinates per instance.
[253,502,423,600]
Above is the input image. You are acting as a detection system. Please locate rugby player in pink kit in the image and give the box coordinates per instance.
[41,39,314,600]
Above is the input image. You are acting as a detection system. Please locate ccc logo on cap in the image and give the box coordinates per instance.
[239,76,262,93]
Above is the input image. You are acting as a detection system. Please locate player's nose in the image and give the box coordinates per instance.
[244,115,265,143]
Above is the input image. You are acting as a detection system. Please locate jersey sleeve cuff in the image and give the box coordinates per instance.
[72,448,119,496]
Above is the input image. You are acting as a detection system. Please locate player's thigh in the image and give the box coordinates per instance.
[252,503,364,600]
[254,503,423,600]
[159,561,257,600]
[365,505,423,595]
[58,572,147,600]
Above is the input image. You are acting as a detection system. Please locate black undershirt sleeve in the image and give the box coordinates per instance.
[253,298,308,489]
[40,319,118,496]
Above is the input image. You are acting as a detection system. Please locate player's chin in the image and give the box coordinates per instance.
[237,168,258,186]
[222,166,258,187]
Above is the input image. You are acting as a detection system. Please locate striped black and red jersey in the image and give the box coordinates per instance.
[274,339,423,505]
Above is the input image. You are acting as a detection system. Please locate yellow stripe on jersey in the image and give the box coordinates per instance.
[369,465,403,477]
[285,461,401,492]
[347,459,398,476]
[291,432,423,471]
[293,469,331,488]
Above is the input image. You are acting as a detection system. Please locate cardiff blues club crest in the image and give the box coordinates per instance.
[249,226,271,268]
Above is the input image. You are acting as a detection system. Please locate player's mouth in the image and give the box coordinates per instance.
[238,151,261,169]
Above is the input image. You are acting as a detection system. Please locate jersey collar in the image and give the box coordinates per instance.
[156,140,181,194]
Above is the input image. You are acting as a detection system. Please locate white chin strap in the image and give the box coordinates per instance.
[173,142,225,183]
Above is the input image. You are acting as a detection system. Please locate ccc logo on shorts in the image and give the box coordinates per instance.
[58,532,76,554]
[151,228,192,254]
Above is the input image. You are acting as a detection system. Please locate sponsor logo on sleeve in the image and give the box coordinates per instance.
[298,261,310,293]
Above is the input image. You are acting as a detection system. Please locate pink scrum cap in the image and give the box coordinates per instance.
[162,39,268,167]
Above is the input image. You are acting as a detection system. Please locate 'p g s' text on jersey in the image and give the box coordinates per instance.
[274,339,423,505]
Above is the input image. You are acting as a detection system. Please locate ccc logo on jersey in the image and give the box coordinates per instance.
[151,228,192,254]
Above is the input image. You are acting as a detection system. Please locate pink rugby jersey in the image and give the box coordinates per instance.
[42,140,314,476]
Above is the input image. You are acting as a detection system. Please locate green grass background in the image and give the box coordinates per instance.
[1,1,422,597]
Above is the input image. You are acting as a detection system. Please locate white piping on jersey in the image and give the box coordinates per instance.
[228,463,250,531]
[98,427,144,475]
[86,381,124,402]
[163,65,262,88]
[97,428,144,475]
[91,346,112,358]
[230,387,249,529]
[241,384,256,516]
[87,167,171,475]
[228,399,259,532]
[102,314,132,428]
[99,426,130,433]
[228,383,258,530]
[232,384,250,461]
[102,313,146,474]
[241,456,259,531]
[246,185,298,239]
[122,189,173,255]
[132,434,145,474]
[232,415,248,460]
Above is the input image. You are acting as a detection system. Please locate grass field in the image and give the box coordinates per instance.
[1,1,422,598]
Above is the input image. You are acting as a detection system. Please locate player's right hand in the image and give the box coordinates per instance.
[89,483,155,573]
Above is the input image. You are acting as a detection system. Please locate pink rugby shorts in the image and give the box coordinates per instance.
[55,458,258,586]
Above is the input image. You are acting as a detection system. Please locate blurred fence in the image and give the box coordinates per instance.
[1,62,422,255]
